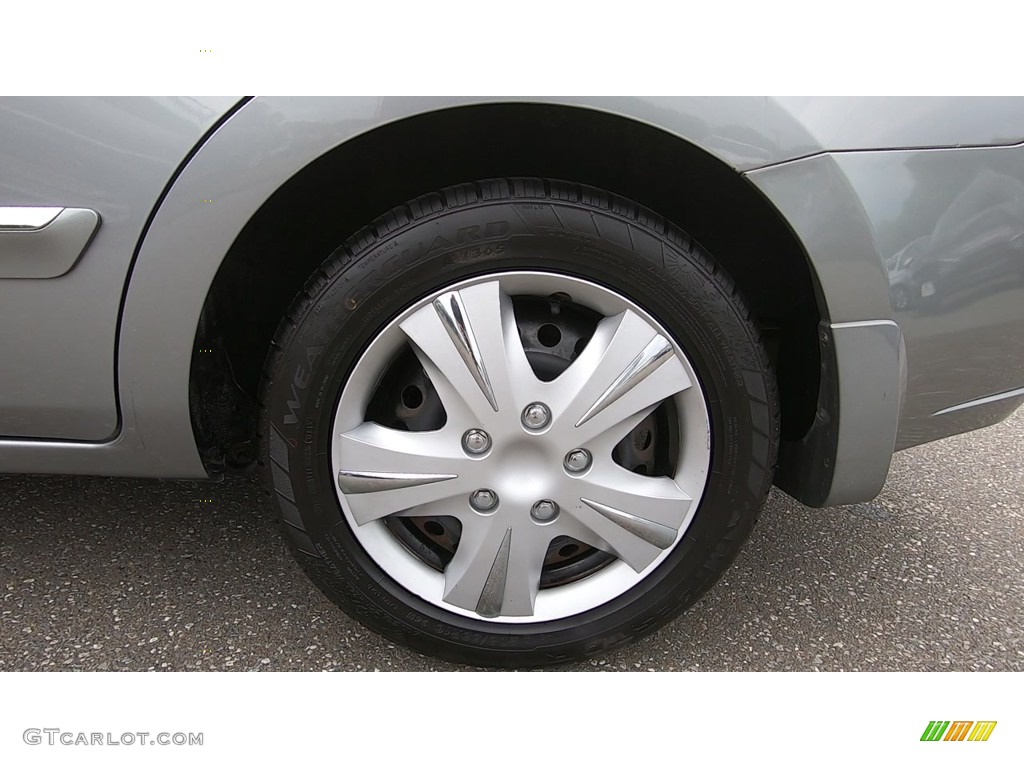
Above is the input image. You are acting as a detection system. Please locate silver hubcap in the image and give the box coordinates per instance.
[331,272,711,623]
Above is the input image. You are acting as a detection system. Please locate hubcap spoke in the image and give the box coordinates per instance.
[336,423,474,524]
[400,281,535,424]
[563,467,693,572]
[443,517,549,617]
[548,309,692,447]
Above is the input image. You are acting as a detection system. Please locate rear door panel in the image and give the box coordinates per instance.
[0,97,239,439]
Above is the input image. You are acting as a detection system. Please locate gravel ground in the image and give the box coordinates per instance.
[2,410,1022,672]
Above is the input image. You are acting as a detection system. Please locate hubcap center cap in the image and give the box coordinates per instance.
[491,440,556,505]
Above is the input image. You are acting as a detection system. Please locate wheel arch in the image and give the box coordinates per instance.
[118,98,831,495]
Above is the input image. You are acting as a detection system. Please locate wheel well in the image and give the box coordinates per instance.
[192,103,824,473]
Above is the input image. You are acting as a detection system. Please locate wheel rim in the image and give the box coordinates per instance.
[331,271,712,623]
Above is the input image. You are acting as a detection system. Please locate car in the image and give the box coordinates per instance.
[2,96,1023,667]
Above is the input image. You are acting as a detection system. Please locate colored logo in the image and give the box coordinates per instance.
[920,721,997,742]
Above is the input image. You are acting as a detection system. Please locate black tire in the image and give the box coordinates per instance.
[261,178,779,667]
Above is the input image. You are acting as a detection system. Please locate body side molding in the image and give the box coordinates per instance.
[933,386,1024,416]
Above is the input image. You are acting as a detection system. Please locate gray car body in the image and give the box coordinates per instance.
[1,96,1023,507]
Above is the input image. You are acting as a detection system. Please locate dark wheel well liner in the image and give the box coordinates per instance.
[191,103,822,476]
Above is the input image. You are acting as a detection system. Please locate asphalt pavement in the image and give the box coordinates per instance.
[2,410,1022,671]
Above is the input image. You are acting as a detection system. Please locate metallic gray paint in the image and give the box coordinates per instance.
[773,97,1024,154]
[0,96,1022,507]
[770,319,904,508]
[0,96,240,440]
[0,208,99,278]
[747,143,1024,466]
[745,156,905,503]
[831,144,1024,449]
[823,320,904,506]
[745,153,892,323]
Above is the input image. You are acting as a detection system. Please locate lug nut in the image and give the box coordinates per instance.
[470,489,498,512]
[462,429,491,455]
[521,402,551,431]
[531,499,559,522]
[564,448,592,473]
